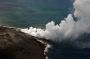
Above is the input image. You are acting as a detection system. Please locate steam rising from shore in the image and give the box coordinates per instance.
[21,0,90,42]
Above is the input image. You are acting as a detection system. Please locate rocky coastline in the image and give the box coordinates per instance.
[0,26,47,59]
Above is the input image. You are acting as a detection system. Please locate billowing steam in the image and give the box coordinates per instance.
[21,0,90,42]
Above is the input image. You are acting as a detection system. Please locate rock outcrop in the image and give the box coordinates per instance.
[0,26,47,59]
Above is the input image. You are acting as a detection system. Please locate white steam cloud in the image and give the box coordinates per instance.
[21,0,90,42]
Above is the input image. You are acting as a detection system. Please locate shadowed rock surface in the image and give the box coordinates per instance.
[0,26,47,59]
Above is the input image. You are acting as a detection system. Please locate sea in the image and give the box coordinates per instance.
[0,0,90,59]
[0,0,72,28]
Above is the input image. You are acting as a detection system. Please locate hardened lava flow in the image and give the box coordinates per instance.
[0,26,48,59]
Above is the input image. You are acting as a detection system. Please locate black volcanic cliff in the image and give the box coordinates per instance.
[0,26,47,59]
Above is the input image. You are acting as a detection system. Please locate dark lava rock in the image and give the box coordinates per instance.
[0,26,47,59]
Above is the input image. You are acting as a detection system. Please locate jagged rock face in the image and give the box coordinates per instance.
[0,26,46,59]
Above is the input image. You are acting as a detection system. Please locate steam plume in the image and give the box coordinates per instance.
[21,0,90,42]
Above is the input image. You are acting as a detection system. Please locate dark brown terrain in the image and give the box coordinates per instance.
[0,26,47,59]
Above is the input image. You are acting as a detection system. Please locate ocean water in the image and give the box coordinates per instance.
[1,0,90,59]
[0,0,72,28]
[48,33,90,59]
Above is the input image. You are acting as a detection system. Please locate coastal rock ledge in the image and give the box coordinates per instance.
[0,26,47,59]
